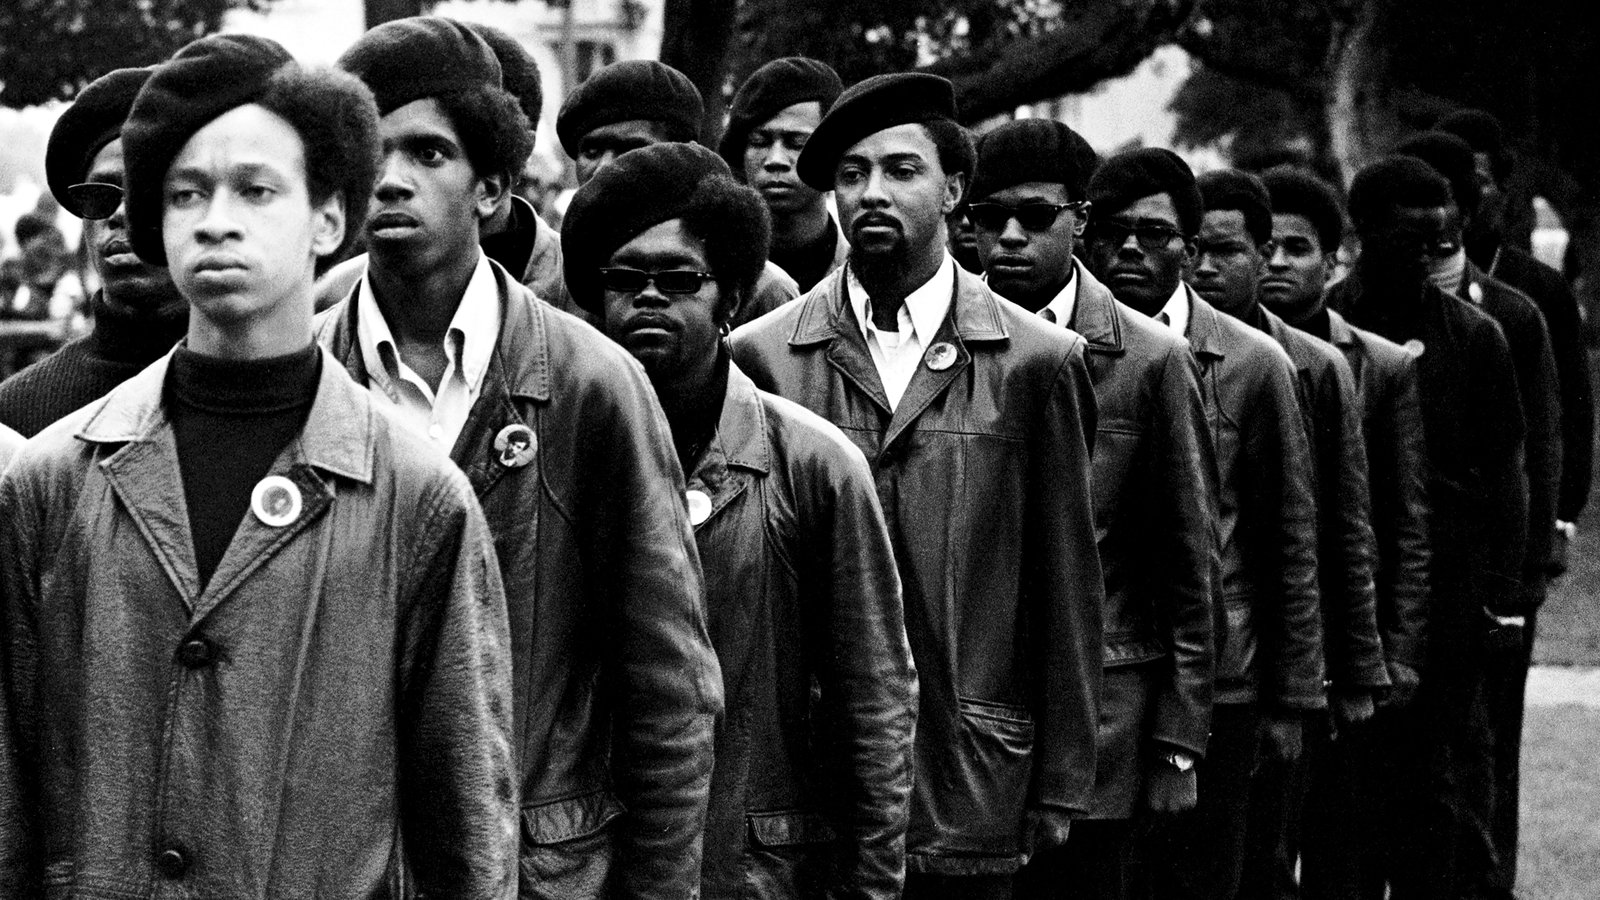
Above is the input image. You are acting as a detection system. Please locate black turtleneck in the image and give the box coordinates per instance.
[659,345,731,476]
[770,217,840,293]
[165,343,321,588]
[0,290,189,437]
[1298,306,1334,343]
[481,196,539,281]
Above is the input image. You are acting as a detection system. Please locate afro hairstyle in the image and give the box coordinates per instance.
[1260,166,1346,254]
[1196,168,1273,246]
[1438,108,1511,183]
[1347,156,1453,233]
[1395,131,1480,216]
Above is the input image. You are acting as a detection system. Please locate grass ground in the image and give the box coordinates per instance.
[1517,705,1600,899]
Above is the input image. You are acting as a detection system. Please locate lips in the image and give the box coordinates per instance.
[624,312,677,335]
[1105,267,1151,285]
[100,237,141,269]
[1259,278,1297,292]
[367,210,421,236]
[986,254,1033,270]
[852,214,901,238]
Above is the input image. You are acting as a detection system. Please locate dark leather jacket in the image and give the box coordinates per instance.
[1254,306,1389,693]
[1332,278,1526,651]
[0,353,516,898]
[1460,264,1561,610]
[1323,310,1432,674]
[731,263,1104,875]
[1180,290,1325,712]
[1065,265,1215,757]
[318,264,722,900]
[694,363,917,900]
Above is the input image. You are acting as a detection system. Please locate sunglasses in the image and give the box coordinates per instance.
[1090,219,1187,251]
[599,267,718,295]
[68,182,125,220]
[965,201,1087,233]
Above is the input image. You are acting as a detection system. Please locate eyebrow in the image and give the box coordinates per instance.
[166,161,288,184]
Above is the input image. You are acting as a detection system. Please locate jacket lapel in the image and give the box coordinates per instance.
[687,365,770,529]
[1067,263,1126,357]
[791,271,893,416]
[883,266,1009,450]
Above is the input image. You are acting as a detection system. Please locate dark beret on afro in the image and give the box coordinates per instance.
[466,22,543,131]
[1087,147,1201,237]
[1438,108,1511,182]
[718,57,842,179]
[970,118,1098,202]
[1197,168,1273,246]
[337,17,500,115]
[46,67,152,217]
[123,34,296,266]
[557,60,703,158]
[795,72,973,192]
[562,142,769,317]
[1395,131,1480,216]
[1348,156,1453,232]
[1261,166,1345,254]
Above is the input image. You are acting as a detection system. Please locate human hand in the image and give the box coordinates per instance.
[1021,807,1073,861]
[1380,661,1420,710]
[1144,762,1198,815]
[1333,690,1375,730]
[1263,714,1303,763]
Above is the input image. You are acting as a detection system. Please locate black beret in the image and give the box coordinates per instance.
[1261,165,1345,253]
[795,72,961,191]
[123,34,294,266]
[556,60,703,158]
[1348,156,1452,230]
[13,213,58,248]
[970,118,1098,203]
[1197,168,1272,246]
[1395,131,1480,216]
[562,142,766,315]
[1438,108,1510,182]
[1087,147,1202,237]
[467,22,543,130]
[338,17,501,116]
[45,67,152,217]
[717,57,843,178]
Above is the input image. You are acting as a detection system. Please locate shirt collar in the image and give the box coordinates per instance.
[1038,267,1078,325]
[355,251,501,393]
[1158,281,1190,337]
[846,252,956,342]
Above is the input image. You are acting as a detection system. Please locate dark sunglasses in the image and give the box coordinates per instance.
[965,200,1087,233]
[599,267,717,295]
[1376,230,1461,259]
[67,182,125,220]
[1090,219,1187,251]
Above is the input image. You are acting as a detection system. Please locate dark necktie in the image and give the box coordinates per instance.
[1040,308,1057,324]
[1157,311,1171,326]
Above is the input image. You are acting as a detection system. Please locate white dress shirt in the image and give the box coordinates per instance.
[355,251,501,449]
[847,253,956,411]
[1156,282,1191,338]
[1036,266,1080,326]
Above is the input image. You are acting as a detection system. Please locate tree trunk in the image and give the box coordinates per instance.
[1325,0,1399,186]
[660,0,740,142]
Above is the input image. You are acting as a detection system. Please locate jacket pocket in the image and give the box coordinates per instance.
[519,791,624,900]
[943,697,1034,853]
[745,811,837,900]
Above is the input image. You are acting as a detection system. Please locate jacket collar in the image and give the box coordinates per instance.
[687,363,771,528]
[787,263,1011,347]
[76,343,375,485]
[1326,307,1356,349]
[1181,285,1228,360]
[1066,261,1124,354]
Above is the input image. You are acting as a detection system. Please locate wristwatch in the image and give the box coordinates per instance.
[1159,749,1196,773]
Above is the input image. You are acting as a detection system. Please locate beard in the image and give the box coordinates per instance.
[848,236,910,300]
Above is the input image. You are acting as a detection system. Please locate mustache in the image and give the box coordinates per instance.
[851,212,902,233]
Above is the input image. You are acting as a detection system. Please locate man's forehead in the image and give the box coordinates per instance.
[169,103,305,178]
[379,96,462,142]
[982,180,1073,204]
[88,138,126,181]
[609,217,708,261]
[840,122,938,162]
[1272,212,1318,239]
[581,119,669,145]
[1200,208,1250,237]
[755,101,823,135]
[1106,191,1179,224]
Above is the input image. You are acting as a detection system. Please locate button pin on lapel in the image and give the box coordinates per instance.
[687,489,712,526]
[494,424,536,469]
[1403,339,1426,357]
[924,341,957,371]
[251,475,302,528]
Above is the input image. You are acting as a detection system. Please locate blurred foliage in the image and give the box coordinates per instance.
[0,0,272,108]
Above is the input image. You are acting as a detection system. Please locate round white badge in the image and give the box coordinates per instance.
[687,489,713,526]
[1403,338,1426,357]
[494,423,537,469]
[251,475,303,528]
[925,341,957,371]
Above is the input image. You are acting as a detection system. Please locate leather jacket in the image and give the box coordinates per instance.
[731,262,1104,875]
[1065,265,1215,758]
[1180,290,1325,712]
[693,363,917,900]
[319,263,723,900]
[0,352,516,898]
[1254,306,1389,693]
[1324,310,1433,673]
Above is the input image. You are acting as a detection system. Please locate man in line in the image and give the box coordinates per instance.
[1257,165,1433,900]
[557,59,797,327]
[966,119,1216,900]
[731,73,1105,899]
[0,34,516,895]
[1396,130,1561,900]
[1083,148,1325,900]
[1190,168,1391,900]
[324,18,722,900]
[719,57,849,292]
[568,139,918,900]
[0,66,188,435]
[1328,157,1527,900]
[1442,108,1591,566]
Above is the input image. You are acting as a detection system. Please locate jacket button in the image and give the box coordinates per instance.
[156,848,187,878]
[177,638,214,668]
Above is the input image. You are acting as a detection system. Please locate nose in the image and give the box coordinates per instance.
[1115,231,1145,258]
[194,191,243,245]
[858,168,890,208]
[998,215,1029,247]
[374,151,414,202]
[762,142,794,171]
[1267,243,1291,269]
[1193,250,1219,275]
